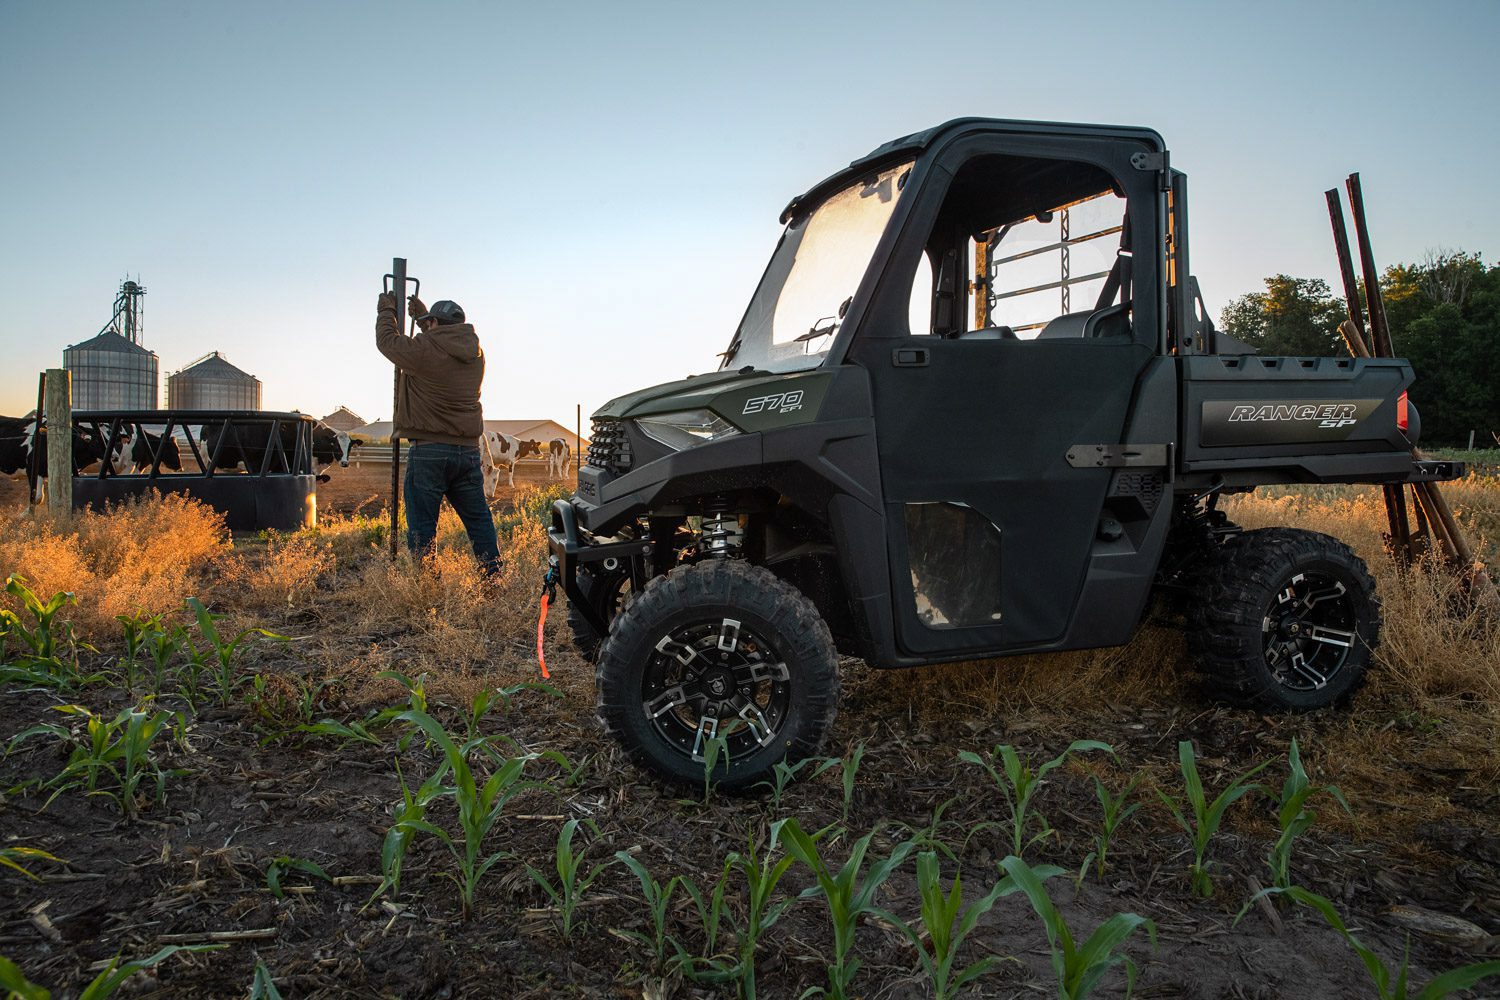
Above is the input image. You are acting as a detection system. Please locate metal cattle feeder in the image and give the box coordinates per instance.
[71,410,318,532]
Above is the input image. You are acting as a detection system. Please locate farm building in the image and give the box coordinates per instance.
[348,418,587,451]
[319,406,365,432]
[167,352,262,410]
[63,329,159,409]
[64,278,159,409]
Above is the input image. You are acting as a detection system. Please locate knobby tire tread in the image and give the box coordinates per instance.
[1188,527,1380,710]
[595,559,841,790]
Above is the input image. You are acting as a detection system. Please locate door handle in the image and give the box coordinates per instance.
[892,346,930,368]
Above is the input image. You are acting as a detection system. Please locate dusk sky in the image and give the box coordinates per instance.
[2,1,1496,425]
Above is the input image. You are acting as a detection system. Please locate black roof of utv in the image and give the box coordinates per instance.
[780,117,1167,223]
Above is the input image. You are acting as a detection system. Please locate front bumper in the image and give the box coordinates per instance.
[547,498,654,638]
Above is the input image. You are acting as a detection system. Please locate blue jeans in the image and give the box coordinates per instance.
[403,442,501,574]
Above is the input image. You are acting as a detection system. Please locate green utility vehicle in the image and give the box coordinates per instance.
[548,118,1461,789]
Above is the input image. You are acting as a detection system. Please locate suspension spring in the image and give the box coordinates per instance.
[700,498,739,558]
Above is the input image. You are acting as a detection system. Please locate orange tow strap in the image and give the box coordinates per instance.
[536,594,551,679]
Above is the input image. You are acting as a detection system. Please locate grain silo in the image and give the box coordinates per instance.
[167,352,262,410]
[64,279,159,408]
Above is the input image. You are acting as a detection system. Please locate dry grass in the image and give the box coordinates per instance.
[0,493,229,638]
[1227,484,1500,710]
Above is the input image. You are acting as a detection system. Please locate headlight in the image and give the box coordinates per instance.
[634,410,741,451]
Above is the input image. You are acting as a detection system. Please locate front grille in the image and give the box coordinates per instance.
[586,418,632,475]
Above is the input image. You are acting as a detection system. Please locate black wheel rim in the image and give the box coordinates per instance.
[1261,571,1358,692]
[641,616,792,763]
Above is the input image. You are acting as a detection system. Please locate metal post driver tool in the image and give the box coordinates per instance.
[381,258,421,561]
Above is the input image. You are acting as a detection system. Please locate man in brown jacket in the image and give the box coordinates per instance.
[376,292,500,573]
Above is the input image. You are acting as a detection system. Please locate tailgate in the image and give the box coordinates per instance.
[1180,355,1417,483]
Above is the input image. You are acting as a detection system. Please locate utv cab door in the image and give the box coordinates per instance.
[848,129,1171,659]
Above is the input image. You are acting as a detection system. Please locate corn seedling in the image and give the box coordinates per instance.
[898,796,961,864]
[774,818,915,1000]
[266,855,331,898]
[114,610,156,692]
[1238,886,1500,1000]
[700,732,730,802]
[0,845,64,881]
[959,740,1112,857]
[376,756,451,900]
[722,826,800,1000]
[895,850,1017,1000]
[249,960,284,1000]
[173,633,212,711]
[379,669,428,713]
[1090,772,1142,880]
[526,818,615,940]
[671,858,737,986]
[753,754,838,810]
[185,597,290,706]
[456,681,563,743]
[78,944,224,1000]
[1267,739,1350,891]
[393,709,535,919]
[247,673,339,744]
[4,575,73,664]
[822,741,866,824]
[1,576,96,689]
[9,703,180,819]
[1157,741,1269,897]
[614,851,681,971]
[144,621,185,697]
[998,855,1155,1000]
[0,954,48,999]
[298,715,387,747]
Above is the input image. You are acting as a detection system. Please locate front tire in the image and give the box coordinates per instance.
[1189,528,1380,710]
[595,559,840,790]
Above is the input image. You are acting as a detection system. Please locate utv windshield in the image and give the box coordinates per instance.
[721,160,912,372]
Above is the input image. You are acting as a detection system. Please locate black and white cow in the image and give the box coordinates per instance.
[0,417,124,501]
[546,438,571,478]
[199,420,360,480]
[128,429,183,473]
[479,431,541,494]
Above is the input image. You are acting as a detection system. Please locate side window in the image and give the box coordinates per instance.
[903,153,1133,342]
[982,191,1126,338]
[907,250,934,336]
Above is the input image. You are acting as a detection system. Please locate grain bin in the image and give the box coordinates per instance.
[63,329,160,409]
[167,352,262,410]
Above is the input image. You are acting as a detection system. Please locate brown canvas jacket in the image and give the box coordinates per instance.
[375,311,485,445]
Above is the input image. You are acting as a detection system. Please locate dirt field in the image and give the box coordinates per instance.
[0,478,1497,998]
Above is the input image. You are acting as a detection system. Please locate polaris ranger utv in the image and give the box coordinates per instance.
[548,118,1461,789]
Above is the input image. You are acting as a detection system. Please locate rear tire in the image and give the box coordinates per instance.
[596,559,840,791]
[1189,528,1380,710]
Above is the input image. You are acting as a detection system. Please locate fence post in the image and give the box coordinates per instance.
[44,368,72,521]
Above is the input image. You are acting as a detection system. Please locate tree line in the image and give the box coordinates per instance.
[1220,252,1499,446]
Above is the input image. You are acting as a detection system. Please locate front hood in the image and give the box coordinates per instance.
[596,369,833,431]
[595,370,749,419]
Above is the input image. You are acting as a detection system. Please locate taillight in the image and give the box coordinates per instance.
[1397,391,1409,433]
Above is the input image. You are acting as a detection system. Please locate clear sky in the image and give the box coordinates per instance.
[2,0,1496,425]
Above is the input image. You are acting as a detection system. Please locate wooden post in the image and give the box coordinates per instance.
[44,368,72,521]
[576,403,582,489]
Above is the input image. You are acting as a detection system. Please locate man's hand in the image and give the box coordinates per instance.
[378,292,397,314]
[407,294,426,319]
